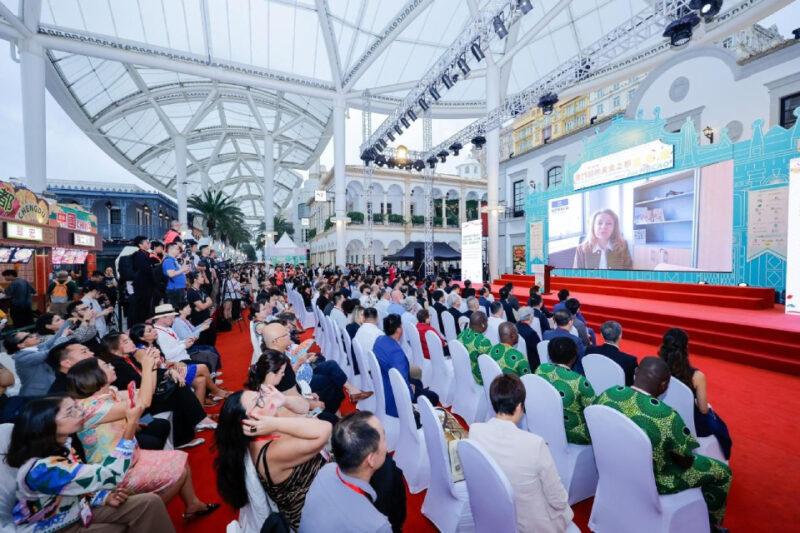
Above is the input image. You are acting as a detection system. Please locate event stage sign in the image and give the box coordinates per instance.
[573,140,674,190]
[786,158,800,315]
[461,219,483,284]
[747,186,788,260]
[529,220,544,262]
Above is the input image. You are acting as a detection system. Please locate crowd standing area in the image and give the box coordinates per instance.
[0,232,796,533]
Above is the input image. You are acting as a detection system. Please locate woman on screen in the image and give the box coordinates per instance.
[573,208,633,269]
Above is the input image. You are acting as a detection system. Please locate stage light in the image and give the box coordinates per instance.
[517,0,533,14]
[437,150,449,163]
[407,109,417,121]
[538,92,559,115]
[442,72,455,89]
[426,156,438,169]
[375,154,387,167]
[471,136,486,149]
[493,15,508,39]
[396,144,409,163]
[662,13,700,47]
[449,142,463,156]
[413,159,426,172]
[386,157,397,169]
[418,97,430,111]
[360,149,374,165]
[394,124,403,136]
[400,116,410,129]
[470,40,485,62]
[387,131,395,142]
[457,56,470,77]
[690,0,722,19]
[429,86,441,101]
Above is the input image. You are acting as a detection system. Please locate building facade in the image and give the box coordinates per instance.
[306,164,487,266]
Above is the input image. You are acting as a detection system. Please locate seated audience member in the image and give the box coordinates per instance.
[316,285,331,314]
[446,292,465,333]
[515,307,543,371]
[344,300,363,339]
[564,298,595,348]
[430,290,447,331]
[46,341,94,394]
[536,337,596,445]
[552,289,570,314]
[591,321,638,386]
[329,292,348,330]
[470,375,573,533]
[658,328,732,459]
[300,411,405,533]
[457,311,494,385]
[172,301,220,363]
[477,287,492,315]
[528,293,552,334]
[215,389,331,530]
[186,272,217,347]
[417,308,446,360]
[152,304,221,373]
[7,397,175,532]
[374,288,392,316]
[247,349,327,419]
[595,357,732,530]
[387,290,406,317]
[543,310,586,374]
[462,279,475,299]
[486,301,505,343]
[373,314,439,418]
[464,296,480,320]
[4,324,71,396]
[498,287,517,324]
[354,307,383,354]
[36,308,97,345]
[81,282,113,339]
[402,297,419,323]
[360,284,378,308]
[488,322,531,378]
[66,358,219,520]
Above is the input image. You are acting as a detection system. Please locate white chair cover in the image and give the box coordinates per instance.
[516,336,527,358]
[585,406,710,533]
[0,355,20,396]
[425,330,454,407]
[522,374,598,504]
[583,354,625,394]
[530,316,543,339]
[537,340,550,365]
[367,350,399,450]
[458,315,470,332]
[340,327,356,383]
[418,396,474,533]
[477,354,502,421]
[458,439,517,533]
[0,424,18,532]
[351,340,376,411]
[441,312,458,342]
[403,316,431,386]
[660,377,727,463]
[449,340,487,424]
[388,369,430,493]
[230,449,283,533]
[485,321,500,345]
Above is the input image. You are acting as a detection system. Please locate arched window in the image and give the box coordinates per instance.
[547,166,563,188]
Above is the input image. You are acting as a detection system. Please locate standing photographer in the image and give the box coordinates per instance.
[163,242,190,309]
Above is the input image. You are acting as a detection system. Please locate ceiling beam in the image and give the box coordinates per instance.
[315,0,343,89]
[497,0,574,68]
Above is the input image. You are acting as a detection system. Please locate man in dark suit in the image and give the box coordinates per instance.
[445,292,465,335]
[431,290,447,332]
[589,321,638,386]
[478,287,492,316]
[129,235,155,325]
[499,287,516,324]
[516,307,542,371]
[528,293,552,335]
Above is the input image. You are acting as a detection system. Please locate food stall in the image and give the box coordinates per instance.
[50,203,102,278]
[0,181,57,313]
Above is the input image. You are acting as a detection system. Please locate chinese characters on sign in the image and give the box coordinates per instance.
[461,219,483,284]
[73,233,96,247]
[6,222,44,241]
[573,140,674,190]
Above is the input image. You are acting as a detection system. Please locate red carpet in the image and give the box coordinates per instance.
[167,318,800,532]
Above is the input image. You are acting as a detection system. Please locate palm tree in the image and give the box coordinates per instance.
[188,190,247,240]
[255,215,295,249]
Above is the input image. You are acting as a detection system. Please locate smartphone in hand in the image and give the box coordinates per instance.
[127,382,136,408]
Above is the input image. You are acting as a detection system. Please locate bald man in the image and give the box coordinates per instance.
[487,322,531,379]
[595,357,732,529]
[456,311,494,385]
[386,290,405,316]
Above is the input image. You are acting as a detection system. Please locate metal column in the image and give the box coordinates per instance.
[423,114,434,278]
[333,98,347,266]
[174,134,188,228]
[20,39,47,193]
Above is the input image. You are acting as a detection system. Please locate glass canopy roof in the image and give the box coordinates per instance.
[0,0,744,224]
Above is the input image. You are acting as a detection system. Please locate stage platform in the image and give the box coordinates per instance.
[490,274,800,376]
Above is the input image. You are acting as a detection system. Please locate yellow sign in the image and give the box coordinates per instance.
[6,222,44,241]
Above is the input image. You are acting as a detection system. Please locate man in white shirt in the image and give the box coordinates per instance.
[374,288,392,316]
[354,307,383,354]
[470,374,573,533]
[81,283,112,339]
[152,304,196,364]
[485,301,505,345]
[329,293,348,331]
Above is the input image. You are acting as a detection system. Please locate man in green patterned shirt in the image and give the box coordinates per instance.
[535,337,596,445]
[457,311,494,385]
[594,357,731,529]
[487,322,531,379]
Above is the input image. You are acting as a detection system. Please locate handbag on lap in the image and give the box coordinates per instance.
[435,407,468,482]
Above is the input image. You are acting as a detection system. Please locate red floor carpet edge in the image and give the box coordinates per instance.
[167,319,800,532]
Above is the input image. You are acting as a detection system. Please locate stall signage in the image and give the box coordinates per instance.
[0,182,51,224]
[6,222,44,241]
[73,233,96,247]
[51,204,96,233]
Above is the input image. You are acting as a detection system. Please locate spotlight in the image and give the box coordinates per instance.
[426,156,438,169]
[375,154,387,167]
[437,150,449,163]
[429,85,441,101]
[690,0,722,20]
[457,56,470,77]
[493,15,508,39]
[517,0,533,14]
[662,13,700,47]
[449,142,463,156]
[413,159,426,172]
[407,109,417,121]
[470,39,485,62]
[442,72,454,89]
[396,144,408,163]
[471,135,486,149]
[577,57,591,79]
[394,124,403,136]
[400,116,411,129]
[360,149,374,164]
[387,130,395,142]
[386,157,397,169]
[418,97,430,111]
[538,92,559,115]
